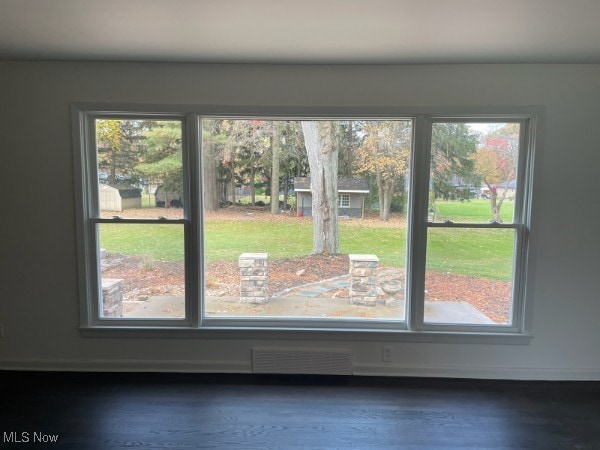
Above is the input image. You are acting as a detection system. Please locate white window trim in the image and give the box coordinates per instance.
[72,104,541,343]
[407,116,535,335]
[72,110,200,329]
[338,193,350,208]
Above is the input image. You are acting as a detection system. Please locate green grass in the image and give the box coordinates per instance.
[99,201,516,281]
[99,224,184,262]
[426,228,514,280]
[339,225,406,268]
[207,220,408,268]
[204,219,313,262]
[433,199,514,223]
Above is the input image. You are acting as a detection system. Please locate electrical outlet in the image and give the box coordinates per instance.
[382,345,392,363]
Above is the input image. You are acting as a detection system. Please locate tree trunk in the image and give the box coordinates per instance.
[485,182,506,223]
[381,179,395,221]
[376,169,384,220]
[487,184,500,223]
[203,145,220,211]
[110,149,117,184]
[250,166,256,206]
[301,121,339,255]
[270,124,280,214]
[230,147,236,204]
[283,174,289,211]
[230,168,236,204]
[494,178,512,223]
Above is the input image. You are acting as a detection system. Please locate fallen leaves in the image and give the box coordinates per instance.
[103,252,510,324]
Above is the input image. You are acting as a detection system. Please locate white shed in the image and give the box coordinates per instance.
[99,184,142,211]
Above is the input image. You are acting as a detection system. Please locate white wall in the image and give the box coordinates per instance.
[1,62,599,379]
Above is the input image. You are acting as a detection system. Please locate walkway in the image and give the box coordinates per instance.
[125,268,493,324]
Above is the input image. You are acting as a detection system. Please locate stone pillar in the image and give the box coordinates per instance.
[349,254,379,306]
[102,278,123,317]
[239,253,268,304]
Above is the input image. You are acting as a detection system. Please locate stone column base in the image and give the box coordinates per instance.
[349,254,379,306]
[239,253,269,304]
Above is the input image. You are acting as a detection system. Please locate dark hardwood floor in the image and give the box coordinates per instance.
[1,371,598,449]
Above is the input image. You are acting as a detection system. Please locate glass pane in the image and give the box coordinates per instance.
[95,119,184,219]
[98,223,185,319]
[202,119,411,321]
[424,227,514,325]
[429,122,520,223]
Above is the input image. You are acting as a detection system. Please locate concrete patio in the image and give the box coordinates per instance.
[124,295,493,323]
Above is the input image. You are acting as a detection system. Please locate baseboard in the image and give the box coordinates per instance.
[1,358,598,380]
[352,362,600,381]
[0,358,252,373]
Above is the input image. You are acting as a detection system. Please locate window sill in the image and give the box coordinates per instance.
[79,325,533,345]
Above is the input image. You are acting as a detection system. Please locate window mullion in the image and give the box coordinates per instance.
[509,223,528,332]
[407,115,431,331]
[187,114,201,328]
[513,118,533,226]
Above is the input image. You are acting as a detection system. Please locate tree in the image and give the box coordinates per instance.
[280,121,309,209]
[430,123,479,201]
[96,119,145,185]
[270,122,281,214]
[337,121,364,177]
[471,123,519,222]
[136,121,183,194]
[355,121,411,220]
[231,120,269,206]
[301,121,339,255]
[202,119,228,211]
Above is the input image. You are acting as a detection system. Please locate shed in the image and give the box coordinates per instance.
[155,185,183,207]
[99,184,142,211]
[294,177,369,218]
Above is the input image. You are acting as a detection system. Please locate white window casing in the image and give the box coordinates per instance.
[72,104,540,343]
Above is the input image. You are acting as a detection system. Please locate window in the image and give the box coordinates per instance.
[74,107,537,339]
[338,194,350,208]
[423,121,525,328]
[202,119,410,323]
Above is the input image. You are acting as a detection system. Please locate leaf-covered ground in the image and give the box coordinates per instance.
[103,253,510,324]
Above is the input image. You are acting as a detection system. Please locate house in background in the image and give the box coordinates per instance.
[480,180,517,200]
[294,177,369,218]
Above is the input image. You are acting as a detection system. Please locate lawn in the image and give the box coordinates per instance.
[433,199,514,223]
[204,219,313,262]
[99,200,515,281]
[99,223,185,262]
[426,227,514,280]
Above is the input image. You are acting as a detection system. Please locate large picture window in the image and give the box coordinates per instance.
[202,119,411,323]
[73,107,536,338]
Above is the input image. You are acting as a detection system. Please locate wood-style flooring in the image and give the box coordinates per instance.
[1,371,598,449]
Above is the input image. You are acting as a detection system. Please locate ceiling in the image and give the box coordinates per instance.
[1,0,600,64]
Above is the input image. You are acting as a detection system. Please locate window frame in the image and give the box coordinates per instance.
[73,104,539,343]
[338,193,351,208]
[409,117,535,334]
[73,110,201,329]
